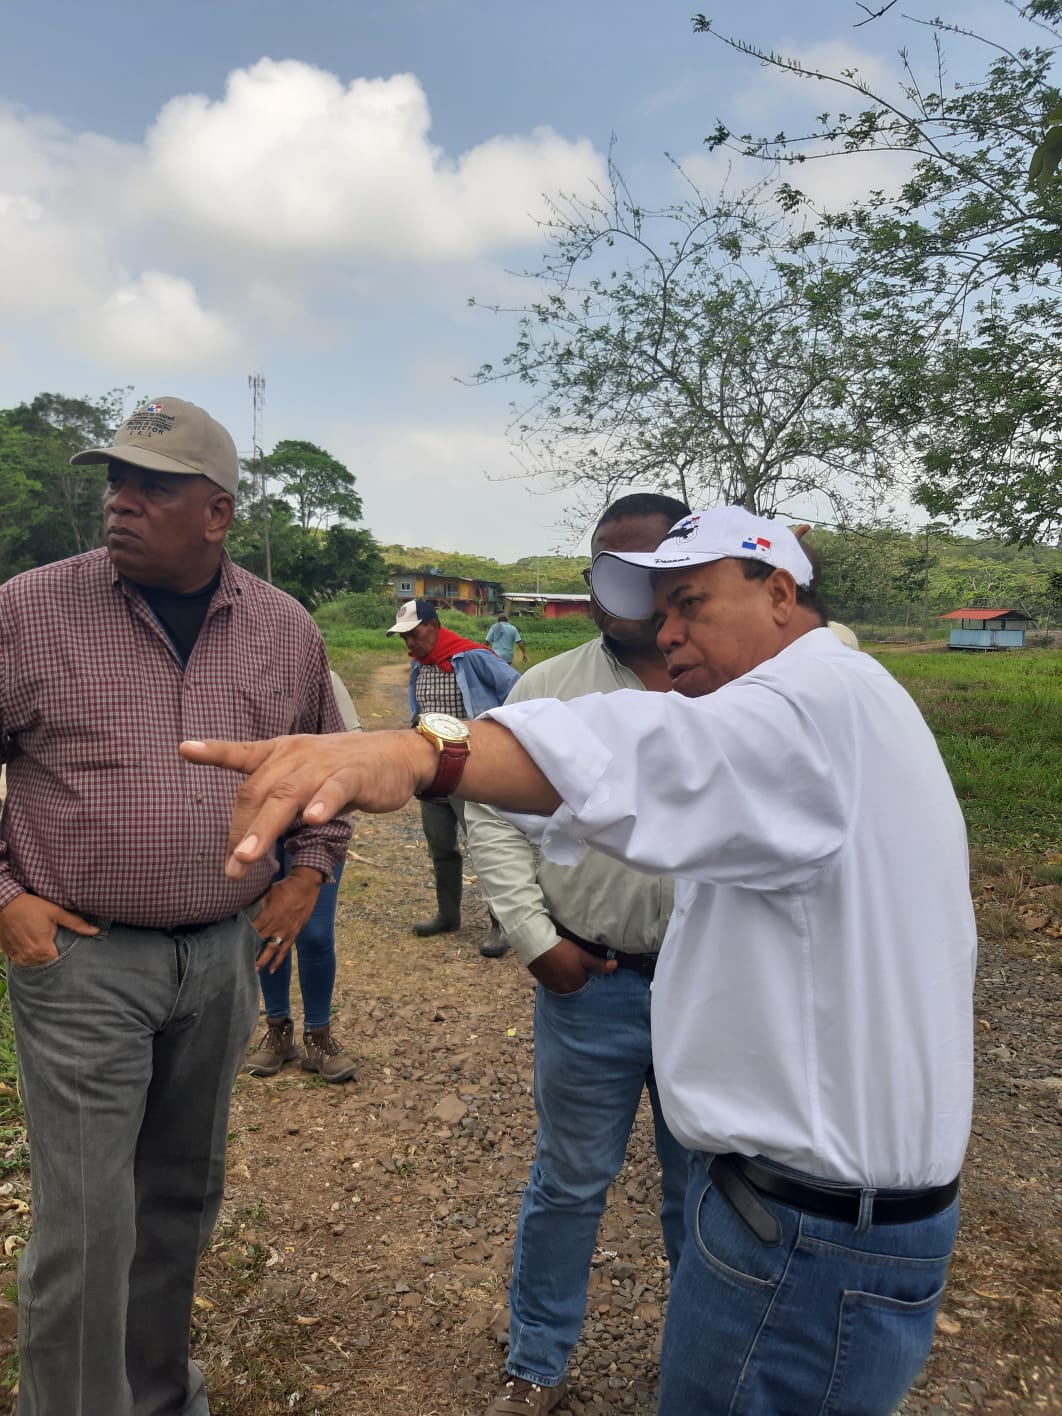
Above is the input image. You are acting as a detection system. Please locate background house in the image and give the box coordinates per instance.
[388,569,503,616]
[504,592,593,620]
[940,608,1033,650]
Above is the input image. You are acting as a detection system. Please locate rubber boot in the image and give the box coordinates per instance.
[479,908,510,958]
[412,858,463,936]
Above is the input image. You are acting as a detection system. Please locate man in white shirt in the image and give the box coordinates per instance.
[187,506,976,1416]
[465,494,690,1416]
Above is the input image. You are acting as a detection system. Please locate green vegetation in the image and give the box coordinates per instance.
[873,650,1062,850]
[694,4,1062,545]
[380,544,590,595]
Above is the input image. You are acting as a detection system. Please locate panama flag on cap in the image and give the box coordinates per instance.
[742,536,772,553]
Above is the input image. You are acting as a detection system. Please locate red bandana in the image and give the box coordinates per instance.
[410,624,494,673]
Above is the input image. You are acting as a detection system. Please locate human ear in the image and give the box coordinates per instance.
[767,569,798,624]
[205,492,235,542]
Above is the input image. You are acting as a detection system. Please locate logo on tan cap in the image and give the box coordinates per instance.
[69,396,239,496]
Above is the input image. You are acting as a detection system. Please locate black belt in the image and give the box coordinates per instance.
[551,919,658,979]
[711,1153,959,1236]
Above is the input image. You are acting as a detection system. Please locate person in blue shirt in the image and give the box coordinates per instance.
[486,614,528,667]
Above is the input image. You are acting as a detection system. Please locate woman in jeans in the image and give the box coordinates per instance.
[244,671,359,1082]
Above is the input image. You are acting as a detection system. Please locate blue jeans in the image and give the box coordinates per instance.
[507,969,689,1388]
[658,1153,959,1416]
[258,857,343,1030]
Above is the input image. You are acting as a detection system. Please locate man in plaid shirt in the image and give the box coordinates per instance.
[0,397,351,1416]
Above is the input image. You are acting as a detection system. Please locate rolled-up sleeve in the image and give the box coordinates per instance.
[465,802,561,965]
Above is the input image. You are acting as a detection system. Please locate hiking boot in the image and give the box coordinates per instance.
[302,1026,357,1083]
[487,1377,567,1413]
[245,1017,299,1077]
[479,922,510,959]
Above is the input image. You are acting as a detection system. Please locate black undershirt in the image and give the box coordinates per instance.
[133,568,222,666]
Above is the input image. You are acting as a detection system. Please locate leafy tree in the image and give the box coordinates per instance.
[0,420,51,581]
[262,440,363,532]
[471,164,897,528]
[229,479,384,609]
[692,3,1062,542]
[0,390,129,571]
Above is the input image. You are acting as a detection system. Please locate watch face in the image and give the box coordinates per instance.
[418,712,470,743]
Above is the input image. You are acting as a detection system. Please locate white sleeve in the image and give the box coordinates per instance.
[485,683,850,890]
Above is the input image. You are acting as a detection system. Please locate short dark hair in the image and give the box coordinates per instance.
[496,613,508,622]
[741,551,830,623]
[595,493,691,535]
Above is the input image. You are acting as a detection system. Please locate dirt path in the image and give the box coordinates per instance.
[1,662,1058,1414]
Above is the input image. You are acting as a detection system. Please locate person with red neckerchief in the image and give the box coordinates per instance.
[385,599,519,951]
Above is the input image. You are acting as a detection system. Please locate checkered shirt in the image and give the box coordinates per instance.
[414,663,467,718]
[0,549,351,928]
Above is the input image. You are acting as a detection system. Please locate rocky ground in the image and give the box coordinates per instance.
[0,662,1059,1414]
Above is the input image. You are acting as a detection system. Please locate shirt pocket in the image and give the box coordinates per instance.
[31,675,148,770]
[226,677,299,740]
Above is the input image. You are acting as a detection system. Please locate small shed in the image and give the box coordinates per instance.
[939,608,1032,650]
[504,593,593,620]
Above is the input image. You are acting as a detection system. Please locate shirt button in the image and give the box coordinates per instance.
[194,793,204,803]
[195,852,204,863]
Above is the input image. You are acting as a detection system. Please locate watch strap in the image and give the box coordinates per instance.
[415,740,470,801]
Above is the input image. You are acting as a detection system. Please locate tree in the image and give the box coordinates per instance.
[692,3,1062,542]
[228,454,383,608]
[472,164,900,530]
[262,440,363,532]
[0,390,129,572]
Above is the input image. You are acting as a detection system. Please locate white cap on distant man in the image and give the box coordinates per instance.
[385,599,437,635]
[591,507,814,621]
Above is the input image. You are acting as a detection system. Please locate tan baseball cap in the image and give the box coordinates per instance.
[70,396,239,496]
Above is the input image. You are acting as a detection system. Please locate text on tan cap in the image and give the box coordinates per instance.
[70,397,239,496]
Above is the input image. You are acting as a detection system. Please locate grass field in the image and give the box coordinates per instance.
[870,647,1062,852]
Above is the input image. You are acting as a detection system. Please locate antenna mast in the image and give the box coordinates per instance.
[248,373,271,583]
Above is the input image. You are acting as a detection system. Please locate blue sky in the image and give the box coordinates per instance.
[0,0,1017,557]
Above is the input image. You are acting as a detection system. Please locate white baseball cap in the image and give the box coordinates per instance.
[385,598,437,635]
[591,507,814,621]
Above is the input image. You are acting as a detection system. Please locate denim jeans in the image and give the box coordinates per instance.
[258,856,344,1030]
[507,969,689,1388]
[658,1152,959,1416]
[8,913,261,1416]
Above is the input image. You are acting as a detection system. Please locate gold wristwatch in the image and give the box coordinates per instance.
[414,712,472,800]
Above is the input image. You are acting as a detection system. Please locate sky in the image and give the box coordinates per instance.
[0,0,1022,558]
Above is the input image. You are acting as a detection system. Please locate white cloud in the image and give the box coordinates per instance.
[329,416,579,559]
[142,61,603,262]
[79,272,240,373]
[0,63,606,372]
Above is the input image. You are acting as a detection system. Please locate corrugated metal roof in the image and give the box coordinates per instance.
[939,608,1031,621]
[505,593,592,604]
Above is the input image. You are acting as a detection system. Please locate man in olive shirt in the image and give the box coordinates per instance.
[464,494,691,1416]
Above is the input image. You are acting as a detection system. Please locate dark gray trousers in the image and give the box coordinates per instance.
[8,912,261,1416]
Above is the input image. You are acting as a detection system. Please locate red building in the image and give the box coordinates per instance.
[504,593,593,620]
